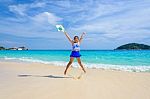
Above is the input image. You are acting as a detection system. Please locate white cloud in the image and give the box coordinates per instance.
[9,4,27,16]
[31,2,46,8]
[32,12,62,25]
[9,2,46,16]
[8,1,62,25]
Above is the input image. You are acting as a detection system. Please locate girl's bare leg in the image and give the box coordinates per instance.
[77,58,86,73]
[64,57,74,75]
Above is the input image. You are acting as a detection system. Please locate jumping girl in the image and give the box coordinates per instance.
[63,31,86,75]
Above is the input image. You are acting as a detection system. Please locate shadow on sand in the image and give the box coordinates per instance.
[18,74,72,79]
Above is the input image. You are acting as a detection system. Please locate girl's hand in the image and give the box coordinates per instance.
[79,32,86,43]
[83,32,86,35]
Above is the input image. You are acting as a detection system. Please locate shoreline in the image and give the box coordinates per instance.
[1,58,150,73]
[1,61,150,74]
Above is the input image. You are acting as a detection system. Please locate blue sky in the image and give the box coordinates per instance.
[0,0,150,49]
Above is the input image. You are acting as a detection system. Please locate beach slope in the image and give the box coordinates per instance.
[0,61,150,99]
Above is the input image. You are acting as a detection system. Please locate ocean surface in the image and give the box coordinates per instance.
[0,50,150,72]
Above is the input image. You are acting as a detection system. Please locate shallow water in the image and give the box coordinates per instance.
[0,50,150,72]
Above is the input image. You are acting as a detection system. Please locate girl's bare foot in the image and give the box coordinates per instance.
[83,69,86,73]
[64,70,67,75]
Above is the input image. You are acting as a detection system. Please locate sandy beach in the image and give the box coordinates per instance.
[0,61,150,99]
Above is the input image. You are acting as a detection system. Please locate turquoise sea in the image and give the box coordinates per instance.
[0,50,150,72]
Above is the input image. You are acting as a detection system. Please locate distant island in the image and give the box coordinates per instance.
[0,46,28,50]
[115,43,150,50]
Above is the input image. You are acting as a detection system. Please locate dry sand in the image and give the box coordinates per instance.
[0,61,150,99]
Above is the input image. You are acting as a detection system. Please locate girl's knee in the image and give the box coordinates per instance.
[78,61,82,64]
[69,61,73,64]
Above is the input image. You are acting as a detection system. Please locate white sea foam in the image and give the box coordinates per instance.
[1,57,150,72]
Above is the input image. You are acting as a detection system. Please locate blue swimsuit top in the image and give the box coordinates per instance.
[72,42,80,51]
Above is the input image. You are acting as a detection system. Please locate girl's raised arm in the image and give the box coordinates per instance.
[79,32,86,44]
[64,31,73,44]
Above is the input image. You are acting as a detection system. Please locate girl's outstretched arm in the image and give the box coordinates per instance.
[64,31,73,44]
[79,32,86,44]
